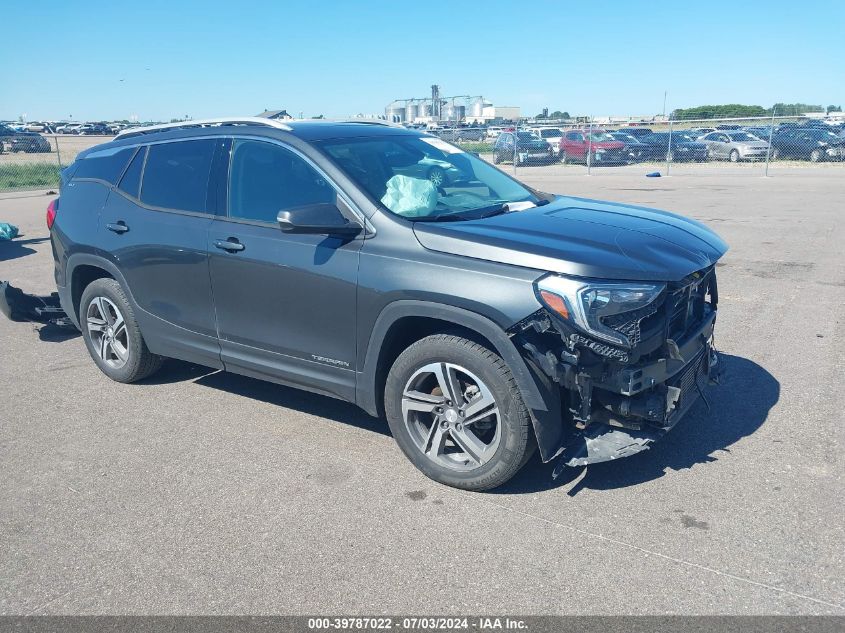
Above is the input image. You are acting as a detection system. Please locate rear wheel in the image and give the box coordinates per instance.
[80,278,163,383]
[493,150,502,165]
[384,334,532,491]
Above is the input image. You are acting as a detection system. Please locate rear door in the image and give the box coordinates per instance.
[98,138,223,366]
[207,137,363,401]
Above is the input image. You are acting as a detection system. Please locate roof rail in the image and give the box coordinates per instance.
[115,117,293,139]
[336,118,403,128]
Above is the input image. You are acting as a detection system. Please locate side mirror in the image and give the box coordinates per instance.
[277,203,362,237]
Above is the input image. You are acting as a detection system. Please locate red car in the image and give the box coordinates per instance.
[559,129,628,164]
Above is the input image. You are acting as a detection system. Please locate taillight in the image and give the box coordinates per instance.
[46,198,58,230]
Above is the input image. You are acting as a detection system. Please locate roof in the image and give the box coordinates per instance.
[255,110,291,119]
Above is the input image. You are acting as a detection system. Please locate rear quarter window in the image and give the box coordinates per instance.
[72,146,136,184]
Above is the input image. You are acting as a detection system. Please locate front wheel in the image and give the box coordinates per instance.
[80,278,163,383]
[729,149,740,162]
[493,151,502,165]
[384,334,532,491]
[810,149,822,163]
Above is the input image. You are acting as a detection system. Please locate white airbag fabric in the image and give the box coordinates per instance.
[380,175,438,217]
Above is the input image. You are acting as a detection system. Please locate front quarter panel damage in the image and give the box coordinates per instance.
[509,266,722,469]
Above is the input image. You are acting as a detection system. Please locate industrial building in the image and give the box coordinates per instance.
[385,86,520,125]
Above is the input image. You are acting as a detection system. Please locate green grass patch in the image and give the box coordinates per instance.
[458,141,494,153]
[0,162,61,190]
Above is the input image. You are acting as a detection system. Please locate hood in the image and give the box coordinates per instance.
[515,139,550,150]
[591,141,625,150]
[412,196,728,282]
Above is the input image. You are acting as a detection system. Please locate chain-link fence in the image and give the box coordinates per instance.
[0,125,116,192]
[425,110,845,177]
[2,111,843,193]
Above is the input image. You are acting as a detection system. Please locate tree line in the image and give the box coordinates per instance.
[671,103,842,119]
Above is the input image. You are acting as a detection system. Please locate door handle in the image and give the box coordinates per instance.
[106,221,129,234]
[214,238,245,252]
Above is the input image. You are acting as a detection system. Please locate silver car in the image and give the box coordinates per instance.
[699,131,769,162]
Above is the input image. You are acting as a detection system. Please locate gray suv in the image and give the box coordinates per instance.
[49,118,727,490]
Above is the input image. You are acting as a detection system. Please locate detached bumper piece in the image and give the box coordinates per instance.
[555,344,719,473]
[0,281,74,327]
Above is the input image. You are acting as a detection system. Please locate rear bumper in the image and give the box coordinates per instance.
[57,283,79,328]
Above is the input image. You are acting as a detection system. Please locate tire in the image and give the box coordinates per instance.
[810,149,822,163]
[79,278,163,383]
[493,151,501,165]
[771,148,780,160]
[384,334,532,491]
[729,149,740,163]
[561,151,568,165]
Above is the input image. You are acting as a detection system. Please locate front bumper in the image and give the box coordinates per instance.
[557,343,719,469]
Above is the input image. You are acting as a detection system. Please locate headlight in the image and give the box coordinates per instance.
[536,275,665,348]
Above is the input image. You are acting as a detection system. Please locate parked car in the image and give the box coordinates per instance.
[485,126,505,140]
[698,131,770,162]
[527,127,564,156]
[77,123,113,135]
[638,132,709,162]
[0,124,51,153]
[25,122,47,132]
[743,126,773,141]
[770,128,845,161]
[686,127,716,138]
[48,117,727,490]
[617,127,653,138]
[559,129,627,164]
[61,123,84,135]
[493,131,553,164]
[608,131,651,162]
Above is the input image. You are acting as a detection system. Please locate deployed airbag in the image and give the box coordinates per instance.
[380,175,437,217]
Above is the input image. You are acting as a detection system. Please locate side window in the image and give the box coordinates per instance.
[140,139,216,213]
[73,146,136,184]
[228,139,336,223]
[117,146,146,198]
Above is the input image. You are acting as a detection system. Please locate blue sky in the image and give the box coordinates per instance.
[1,0,842,122]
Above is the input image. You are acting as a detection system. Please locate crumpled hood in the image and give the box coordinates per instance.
[412,195,729,281]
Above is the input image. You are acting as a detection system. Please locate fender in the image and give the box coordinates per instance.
[357,300,564,462]
[61,252,133,329]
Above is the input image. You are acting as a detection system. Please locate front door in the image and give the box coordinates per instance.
[208,138,363,401]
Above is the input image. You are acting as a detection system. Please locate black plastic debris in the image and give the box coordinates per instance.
[0,281,74,328]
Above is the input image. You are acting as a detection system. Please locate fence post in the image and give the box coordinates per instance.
[512,119,518,175]
[764,106,776,177]
[586,117,593,175]
[54,134,63,169]
[666,119,673,176]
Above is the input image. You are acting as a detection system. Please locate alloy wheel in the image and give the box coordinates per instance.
[401,362,501,472]
[86,296,130,368]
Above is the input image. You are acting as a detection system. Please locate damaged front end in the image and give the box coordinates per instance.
[510,266,722,471]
